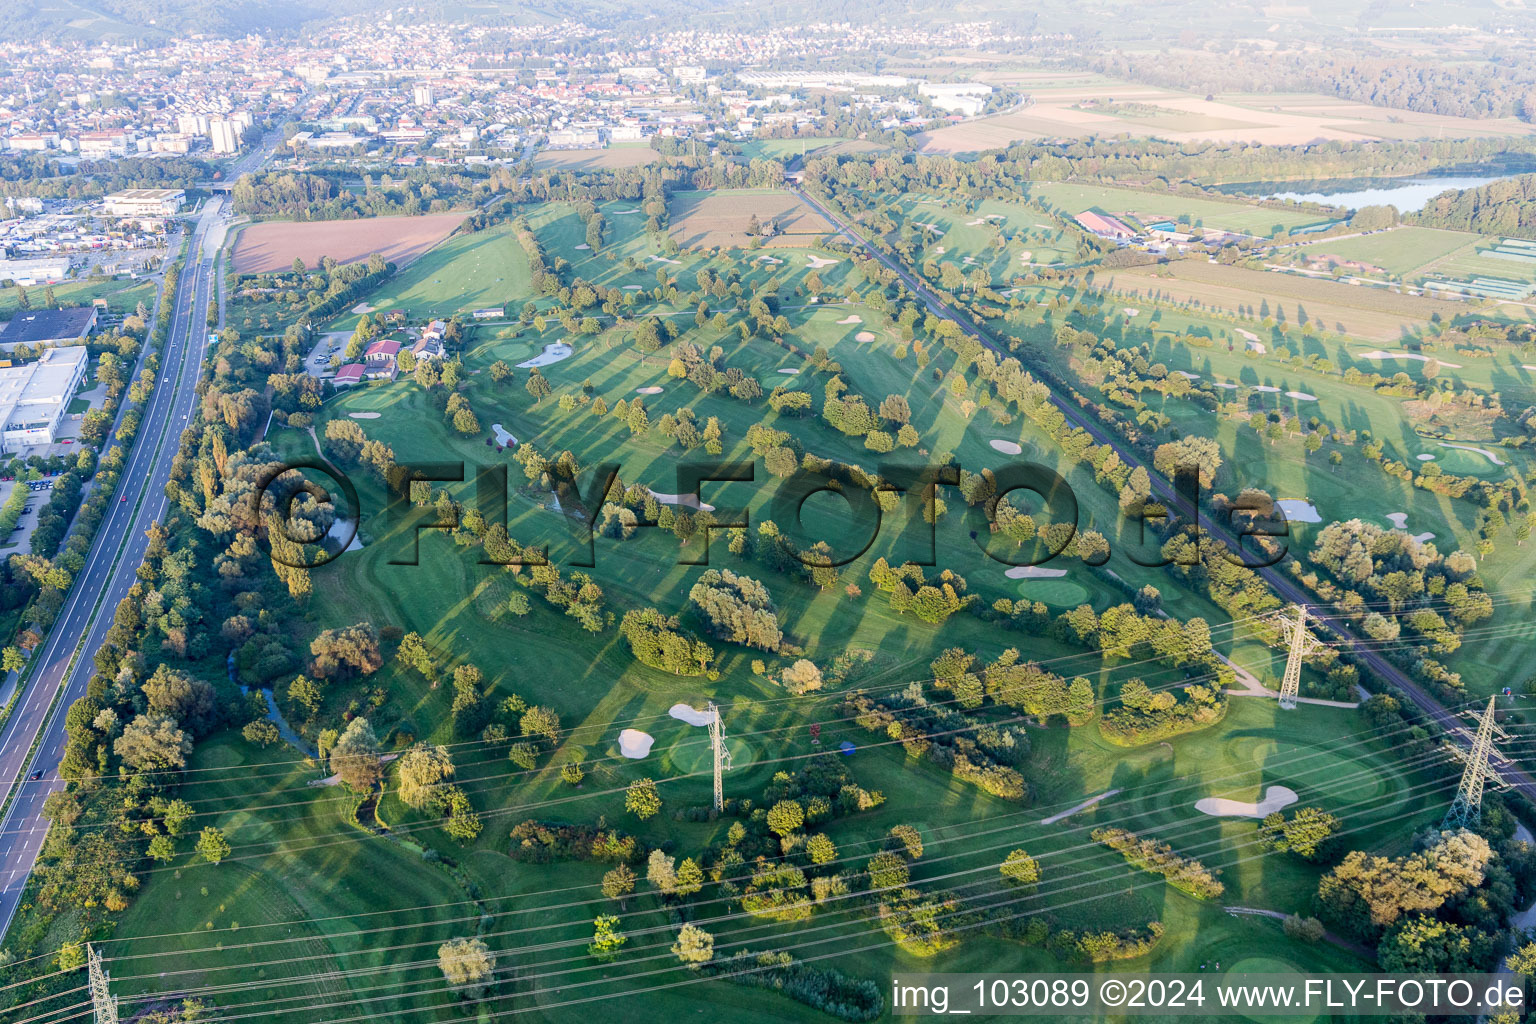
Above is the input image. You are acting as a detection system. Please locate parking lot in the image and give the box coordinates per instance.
[0,477,54,553]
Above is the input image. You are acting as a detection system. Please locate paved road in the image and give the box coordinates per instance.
[0,200,229,942]
[794,186,1535,804]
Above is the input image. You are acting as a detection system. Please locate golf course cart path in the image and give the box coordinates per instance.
[1041,789,1120,824]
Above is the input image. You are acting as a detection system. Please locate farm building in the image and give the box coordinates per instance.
[1074,211,1136,240]
[472,308,502,320]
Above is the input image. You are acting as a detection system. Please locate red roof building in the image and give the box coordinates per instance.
[365,339,401,362]
[1074,211,1136,239]
[334,363,365,387]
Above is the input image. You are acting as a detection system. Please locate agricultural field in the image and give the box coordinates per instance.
[229,211,469,273]
[533,145,662,171]
[668,189,835,249]
[1292,226,1478,278]
[1106,260,1467,341]
[737,138,892,161]
[914,77,1536,154]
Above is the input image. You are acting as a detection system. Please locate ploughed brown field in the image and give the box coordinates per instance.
[230,212,468,273]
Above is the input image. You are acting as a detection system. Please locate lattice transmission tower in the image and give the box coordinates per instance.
[709,701,732,814]
[1273,604,1326,711]
[1442,695,1509,831]
[88,944,118,1024]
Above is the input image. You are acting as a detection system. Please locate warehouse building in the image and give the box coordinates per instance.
[0,307,97,347]
[102,188,186,217]
[0,346,90,451]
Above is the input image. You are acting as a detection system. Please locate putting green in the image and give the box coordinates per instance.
[1017,578,1091,607]
[1223,956,1317,1024]
[661,729,755,776]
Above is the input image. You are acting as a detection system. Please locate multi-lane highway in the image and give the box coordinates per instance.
[793,185,1534,801]
[0,198,230,941]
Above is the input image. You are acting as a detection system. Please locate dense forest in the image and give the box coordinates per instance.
[1412,173,1536,238]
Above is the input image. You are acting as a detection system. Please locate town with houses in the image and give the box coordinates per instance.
[0,16,1025,291]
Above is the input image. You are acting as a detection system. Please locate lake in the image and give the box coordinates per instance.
[1218,172,1523,213]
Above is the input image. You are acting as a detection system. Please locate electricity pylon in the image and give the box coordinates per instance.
[1441,695,1507,831]
[1273,604,1325,711]
[88,944,118,1024]
[708,701,732,814]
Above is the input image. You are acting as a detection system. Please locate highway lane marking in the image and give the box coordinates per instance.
[0,215,229,933]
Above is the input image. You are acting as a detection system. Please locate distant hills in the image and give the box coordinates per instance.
[6,0,1529,44]
[4,0,366,41]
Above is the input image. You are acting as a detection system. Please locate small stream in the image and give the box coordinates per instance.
[228,652,317,758]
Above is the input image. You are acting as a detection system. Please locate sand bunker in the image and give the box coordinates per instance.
[348,411,381,419]
[1276,499,1321,523]
[649,255,682,265]
[622,285,643,290]
[1196,785,1298,819]
[990,439,1024,455]
[613,208,640,214]
[518,342,573,368]
[777,368,801,375]
[934,246,947,254]
[1412,531,1435,543]
[805,254,838,269]
[1385,512,1408,528]
[1251,385,1281,393]
[635,386,664,395]
[1004,566,1068,579]
[1357,350,1462,368]
[1440,442,1507,466]
[1524,365,1536,371]
[650,491,716,512]
[855,331,877,343]
[351,302,375,314]
[1122,308,1140,317]
[1236,329,1260,342]
[491,423,517,447]
[1019,250,1033,262]
[835,315,862,325]
[575,243,591,250]
[1211,382,1239,389]
[1285,391,1318,400]
[669,703,716,726]
[1416,453,1436,461]
[618,729,654,759]
[1173,370,1200,380]
[754,255,783,265]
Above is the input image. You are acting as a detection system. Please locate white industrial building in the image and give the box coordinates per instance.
[0,259,71,285]
[103,188,186,217]
[918,82,994,116]
[0,346,89,452]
